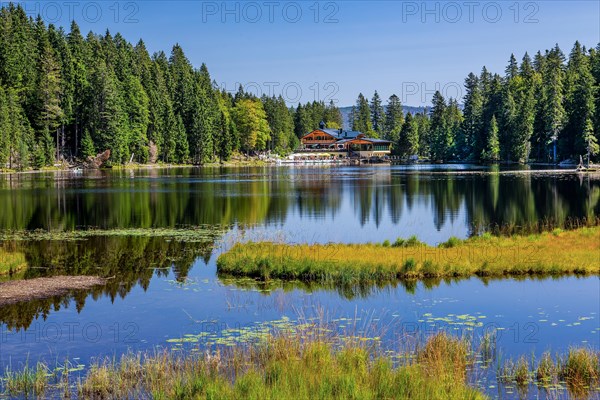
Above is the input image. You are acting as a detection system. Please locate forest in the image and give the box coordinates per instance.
[0,3,598,168]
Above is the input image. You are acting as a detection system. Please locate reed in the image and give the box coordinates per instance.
[499,347,600,396]
[69,332,485,399]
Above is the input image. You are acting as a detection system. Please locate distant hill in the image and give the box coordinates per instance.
[339,105,429,129]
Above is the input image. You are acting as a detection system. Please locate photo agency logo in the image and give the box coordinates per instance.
[218,81,340,104]
[7,1,140,24]
[401,81,463,105]
[400,1,540,23]
[201,1,340,23]
[0,322,140,345]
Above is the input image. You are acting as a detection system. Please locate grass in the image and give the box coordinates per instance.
[217,227,600,285]
[3,362,48,398]
[2,325,598,399]
[3,331,484,400]
[0,248,27,276]
[499,347,599,396]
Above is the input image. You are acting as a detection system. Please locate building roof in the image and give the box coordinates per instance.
[306,128,364,140]
[302,129,392,144]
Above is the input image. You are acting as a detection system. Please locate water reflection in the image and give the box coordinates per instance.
[0,167,597,235]
[0,237,213,330]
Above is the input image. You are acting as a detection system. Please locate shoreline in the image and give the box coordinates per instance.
[2,162,599,177]
[0,276,107,306]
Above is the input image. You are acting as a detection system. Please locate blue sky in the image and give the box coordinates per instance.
[22,0,600,106]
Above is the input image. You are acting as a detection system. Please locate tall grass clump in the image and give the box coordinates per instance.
[559,348,600,392]
[392,235,424,248]
[535,352,557,386]
[500,348,600,397]
[3,362,48,398]
[439,236,463,248]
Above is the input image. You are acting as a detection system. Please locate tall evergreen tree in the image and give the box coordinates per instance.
[542,44,566,162]
[370,91,385,138]
[446,98,462,159]
[323,100,342,129]
[429,91,451,161]
[352,93,373,134]
[563,41,596,158]
[35,18,63,164]
[460,73,482,159]
[481,116,500,161]
[384,94,403,143]
[397,112,419,157]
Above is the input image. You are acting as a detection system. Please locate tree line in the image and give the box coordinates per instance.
[0,4,343,169]
[0,4,598,168]
[351,42,600,163]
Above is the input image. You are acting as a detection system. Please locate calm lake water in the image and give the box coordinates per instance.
[0,165,598,398]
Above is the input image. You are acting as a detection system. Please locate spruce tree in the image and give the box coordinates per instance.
[81,129,96,158]
[429,91,450,161]
[481,116,500,161]
[460,73,482,159]
[370,91,385,138]
[352,93,373,134]
[563,41,595,158]
[542,44,566,162]
[397,113,419,158]
[36,21,63,164]
[384,94,403,143]
[324,100,342,129]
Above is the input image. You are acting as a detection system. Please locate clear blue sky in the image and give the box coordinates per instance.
[24,0,600,106]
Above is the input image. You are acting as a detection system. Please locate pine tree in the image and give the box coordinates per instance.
[429,91,450,161]
[591,44,600,150]
[0,87,9,166]
[542,44,566,162]
[460,73,482,159]
[323,100,342,129]
[263,95,294,152]
[384,94,403,143]
[481,116,500,161]
[414,112,431,158]
[67,20,89,158]
[563,41,595,158]
[505,54,518,79]
[293,104,311,138]
[81,129,96,158]
[216,109,233,162]
[397,112,419,157]
[446,98,462,160]
[6,87,33,170]
[580,118,598,162]
[36,20,63,164]
[88,60,128,163]
[174,114,189,163]
[370,91,385,138]
[123,74,149,162]
[352,93,373,134]
[48,24,74,161]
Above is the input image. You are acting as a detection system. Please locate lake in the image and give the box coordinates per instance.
[0,165,598,398]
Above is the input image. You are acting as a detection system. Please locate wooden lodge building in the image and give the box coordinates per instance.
[299,122,392,159]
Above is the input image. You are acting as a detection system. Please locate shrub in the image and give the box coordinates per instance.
[439,236,462,248]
